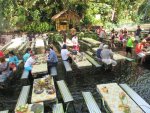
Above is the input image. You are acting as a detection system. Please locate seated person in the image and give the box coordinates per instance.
[0,57,11,82]
[61,44,72,63]
[48,46,58,67]
[96,43,104,61]
[8,51,19,71]
[23,48,32,62]
[24,53,36,83]
[24,53,36,71]
[135,39,147,64]
[100,45,117,66]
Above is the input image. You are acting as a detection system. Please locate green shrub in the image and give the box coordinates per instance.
[22,22,54,33]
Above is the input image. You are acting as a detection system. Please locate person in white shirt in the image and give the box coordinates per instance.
[101,45,117,66]
[24,53,36,71]
[72,35,79,51]
[61,44,72,63]
[24,53,36,83]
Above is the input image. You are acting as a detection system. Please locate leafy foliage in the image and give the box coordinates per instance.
[22,22,53,33]
[0,0,148,32]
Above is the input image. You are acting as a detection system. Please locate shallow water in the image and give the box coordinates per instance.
[0,54,150,113]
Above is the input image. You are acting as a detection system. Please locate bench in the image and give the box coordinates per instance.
[53,103,64,113]
[86,51,94,56]
[92,47,99,53]
[84,53,101,68]
[16,85,30,108]
[120,84,150,113]
[50,67,57,76]
[57,80,75,112]
[18,41,27,51]
[125,57,135,62]
[82,92,101,113]
[0,42,12,51]
[62,61,72,72]
[0,110,9,113]
[79,40,92,47]
[21,70,29,79]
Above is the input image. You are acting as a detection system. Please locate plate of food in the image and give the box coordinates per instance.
[34,88,44,94]
[101,86,108,93]
[31,103,43,113]
[46,85,55,94]
[16,104,28,113]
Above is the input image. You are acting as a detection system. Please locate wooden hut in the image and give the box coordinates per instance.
[51,10,80,31]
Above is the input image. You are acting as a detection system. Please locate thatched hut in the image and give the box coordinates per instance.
[51,10,80,31]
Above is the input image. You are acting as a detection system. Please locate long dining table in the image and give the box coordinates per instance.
[97,83,144,113]
[32,54,47,75]
[31,75,56,103]
[72,52,92,69]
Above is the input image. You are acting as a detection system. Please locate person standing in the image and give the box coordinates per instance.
[125,33,135,57]
[110,29,116,48]
[135,25,142,42]
[72,35,79,51]
[99,26,106,42]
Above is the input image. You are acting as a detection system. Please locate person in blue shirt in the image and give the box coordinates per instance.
[47,46,58,68]
[23,48,32,62]
[96,43,104,61]
[8,51,19,71]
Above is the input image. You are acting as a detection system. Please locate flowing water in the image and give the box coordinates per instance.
[1,58,149,113]
[0,47,150,113]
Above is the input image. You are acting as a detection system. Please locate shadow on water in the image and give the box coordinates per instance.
[0,55,150,112]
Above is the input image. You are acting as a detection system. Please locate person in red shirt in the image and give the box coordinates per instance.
[135,39,147,64]
[0,50,4,59]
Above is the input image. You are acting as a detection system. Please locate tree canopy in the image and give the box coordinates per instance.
[0,0,149,32]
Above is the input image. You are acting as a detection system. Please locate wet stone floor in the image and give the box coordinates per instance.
[0,56,150,113]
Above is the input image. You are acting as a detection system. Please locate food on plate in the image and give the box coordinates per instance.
[34,76,53,94]
[46,86,55,94]
[31,103,43,113]
[16,104,28,113]
[119,92,126,100]
[118,104,130,113]
[101,86,108,93]
[34,88,44,94]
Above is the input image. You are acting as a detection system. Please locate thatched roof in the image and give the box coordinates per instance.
[51,10,80,21]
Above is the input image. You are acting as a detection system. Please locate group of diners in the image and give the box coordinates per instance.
[96,25,150,65]
[23,45,58,83]
[0,50,19,83]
